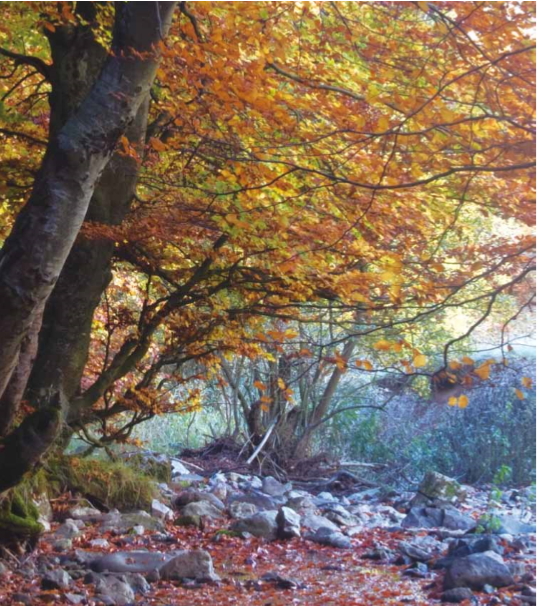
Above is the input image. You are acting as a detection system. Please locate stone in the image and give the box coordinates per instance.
[52,538,73,552]
[495,515,536,535]
[440,587,475,603]
[94,575,135,606]
[305,527,351,549]
[170,459,191,476]
[159,549,219,582]
[231,511,279,540]
[399,541,433,562]
[126,572,151,594]
[55,520,81,539]
[181,500,223,520]
[276,506,301,539]
[402,506,476,532]
[65,594,85,605]
[174,514,203,528]
[228,500,259,520]
[11,593,33,605]
[172,489,225,511]
[68,500,102,521]
[0,562,9,576]
[89,538,111,549]
[151,499,174,520]
[91,551,175,574]
[99,511,164,534]
[41,569,72,590]
[228,492,279,511]
[412,471,467,507]
[448,536,503,558]
[302,512,340,533]
[444,551,514,591]
[262,476,291,497]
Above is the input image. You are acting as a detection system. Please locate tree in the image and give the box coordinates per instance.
[0,2,534,491]
[0,2,176,492]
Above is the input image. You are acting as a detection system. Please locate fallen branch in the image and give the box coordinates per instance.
[247,418,278,465]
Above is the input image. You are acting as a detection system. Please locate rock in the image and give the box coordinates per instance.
[495,515,536,535]
[231,511,279,540]
[99,511,164,534]
[55,519,82,539]
[440,587,475,603]
[261,571,305,589]
[228,492,279,511]
[174,514,203,528]
[68,499,103,521]
[89,538,111,549]
[228,501,259,520]
[363,546,395,560]
[448,536,504,558]
[324,506,362,527]
[151,499,174,520]
[412,471,467,507]
[94,575,135,606]
[41,569,72,590]
[11,593,33,605]
[126,572,151,594]
[444,551,514,590]
[52,538,73,552]
[0,562,8,576]
[305,527,351,549]
[172,489,225,511]
[402,506,476,532]
[181,500,223,520]
[159,549,219,582]
[302,512,340,533]
[399,540,433,562]
[276,506,301,539]
[91,551,175,574]
[262,476,292,497]
[170,459,191,476]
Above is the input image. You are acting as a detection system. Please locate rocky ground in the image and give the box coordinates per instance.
[0,456,535,606]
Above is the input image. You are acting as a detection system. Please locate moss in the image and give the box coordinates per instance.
[0,492,43,550]
[48,456,158,511]
[123,454,171,483]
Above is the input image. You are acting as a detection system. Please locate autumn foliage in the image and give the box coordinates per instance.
[0,2,535,470]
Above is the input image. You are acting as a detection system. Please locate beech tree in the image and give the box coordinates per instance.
[0,1,534,495]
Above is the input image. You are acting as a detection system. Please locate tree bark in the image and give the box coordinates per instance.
[0,2,176,491]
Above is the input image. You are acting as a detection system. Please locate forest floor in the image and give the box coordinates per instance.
[0,453,535,606]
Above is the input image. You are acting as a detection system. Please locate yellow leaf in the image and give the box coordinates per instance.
[474,364,491,380]
[373,339,392,351]
[260,403,270,412]
[522,377,533,388]
[457,395,469,408]
[362,360,373,371]
[462,356,474,365]
[449,360,462,370]
[515,388,525,400]
[448,397,458,406]
[413,354,427,368]
[277,378,286,390]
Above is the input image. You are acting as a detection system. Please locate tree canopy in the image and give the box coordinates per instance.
[0,2,535,485]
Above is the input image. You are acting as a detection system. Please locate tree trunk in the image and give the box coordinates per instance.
[0,2,176,494]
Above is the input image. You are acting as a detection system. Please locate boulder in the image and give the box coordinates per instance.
[170,459,191,477]
[91,551,174,574]
[231,511,279,540]
[41,569,72,590]
[227,492,278,511]
[411,471,467,507]
[99,511,164,534]
[276,507,301,539]
[33,493,53,532]
[180,500,223,520]
[305,527,351,549]
[228,501,259,520]
[302,512,340,533]
[440,587,475,603]
[55,519,82,539]
[402,506,476,532]
[151,499,174,520]
[159,549,219,582]
[495,515,536,535]
[262,476,292,497]
[172,490,225,511]
[444,551,514,590]
[94,575,135,606]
